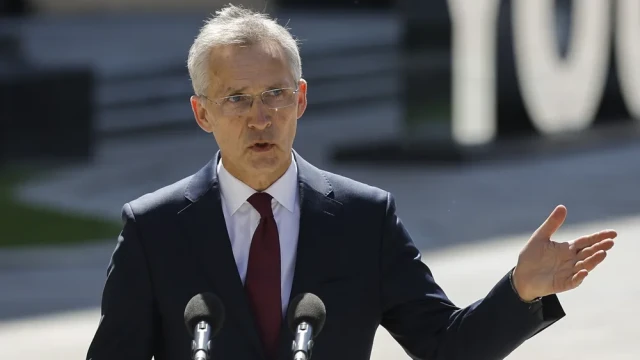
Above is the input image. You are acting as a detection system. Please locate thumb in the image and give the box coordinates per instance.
[533,205,567,240]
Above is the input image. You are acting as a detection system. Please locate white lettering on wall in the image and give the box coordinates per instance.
[512,0,611,134]
[615,0,640,120]
[447,0,638,145]
[447,0,501,146]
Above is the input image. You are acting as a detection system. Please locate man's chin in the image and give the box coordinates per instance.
[247,153,280,169]
[247,150,292,170]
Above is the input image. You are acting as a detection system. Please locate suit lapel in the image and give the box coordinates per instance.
[177,154,264,359]
[275,152,344,360]
[290,173,344,297]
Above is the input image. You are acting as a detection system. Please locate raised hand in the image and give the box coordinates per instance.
[512,205,617,301]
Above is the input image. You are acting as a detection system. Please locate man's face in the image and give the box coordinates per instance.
[191,43,307,184]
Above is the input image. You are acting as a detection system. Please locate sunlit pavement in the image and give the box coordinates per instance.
[1,213,636,360]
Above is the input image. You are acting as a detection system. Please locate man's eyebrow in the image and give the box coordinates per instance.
[223,83,293,95]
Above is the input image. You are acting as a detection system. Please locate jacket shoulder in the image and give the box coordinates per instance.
[321,169,390,207]
[124,175,193,220]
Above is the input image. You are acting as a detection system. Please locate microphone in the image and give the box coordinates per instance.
[286,293,327,360]
[184,292,225,360]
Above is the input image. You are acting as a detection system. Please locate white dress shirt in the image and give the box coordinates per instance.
[217,156,300,316]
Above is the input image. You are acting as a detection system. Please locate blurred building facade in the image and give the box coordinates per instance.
[7,0,270,14]
[2,0,639,166]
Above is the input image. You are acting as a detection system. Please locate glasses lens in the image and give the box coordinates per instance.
[220,95,253,115]
[262,88,296,109]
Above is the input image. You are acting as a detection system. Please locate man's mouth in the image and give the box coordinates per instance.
[250,142,275,152]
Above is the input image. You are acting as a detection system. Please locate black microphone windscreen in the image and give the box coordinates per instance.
[287,293,326,337]
[184,292,225,337]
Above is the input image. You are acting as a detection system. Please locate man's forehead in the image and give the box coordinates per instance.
[207,44,295,95]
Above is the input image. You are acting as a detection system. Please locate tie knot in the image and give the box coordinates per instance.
[247,192,274,218]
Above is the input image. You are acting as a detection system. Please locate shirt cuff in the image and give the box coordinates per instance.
[509,267,542,305]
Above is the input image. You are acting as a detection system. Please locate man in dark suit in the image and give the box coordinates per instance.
[86,5,617,360]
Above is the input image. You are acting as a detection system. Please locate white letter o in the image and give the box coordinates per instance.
[512,0,611,134]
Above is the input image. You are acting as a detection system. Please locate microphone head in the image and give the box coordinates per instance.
[287,293,326,337]
[184,292,225,337]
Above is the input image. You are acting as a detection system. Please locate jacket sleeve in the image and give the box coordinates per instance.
[379,192,565,360]
[86,203,158,360]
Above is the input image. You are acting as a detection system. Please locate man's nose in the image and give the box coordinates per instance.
[247,100,271,130]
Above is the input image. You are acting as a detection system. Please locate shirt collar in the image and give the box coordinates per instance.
[217,154,298,215]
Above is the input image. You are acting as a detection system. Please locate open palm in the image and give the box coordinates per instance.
[512,205,617,301]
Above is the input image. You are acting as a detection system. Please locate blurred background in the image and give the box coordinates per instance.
[0,0,638,358]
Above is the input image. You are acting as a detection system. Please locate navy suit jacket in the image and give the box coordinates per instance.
[86,150,565,360]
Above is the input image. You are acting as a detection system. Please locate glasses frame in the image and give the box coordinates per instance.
[199,87,300,114]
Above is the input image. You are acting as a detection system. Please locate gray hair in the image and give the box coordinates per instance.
[187,4,302,96]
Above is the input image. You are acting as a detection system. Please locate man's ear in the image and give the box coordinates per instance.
[296,79,308,120]
[191,96,213,133]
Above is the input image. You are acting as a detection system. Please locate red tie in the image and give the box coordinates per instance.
[245,192,282,359]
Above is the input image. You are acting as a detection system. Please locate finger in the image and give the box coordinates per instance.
[572,229,617,252]
[576,250,608,272]
[577,239,615,261]
[534,205,567,240]
[569,269,589,288]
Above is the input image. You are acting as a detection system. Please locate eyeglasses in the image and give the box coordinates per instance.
[200,87,299,116]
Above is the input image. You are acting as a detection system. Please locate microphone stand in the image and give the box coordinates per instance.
[291,322,315,360]
[192,321,212,360]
